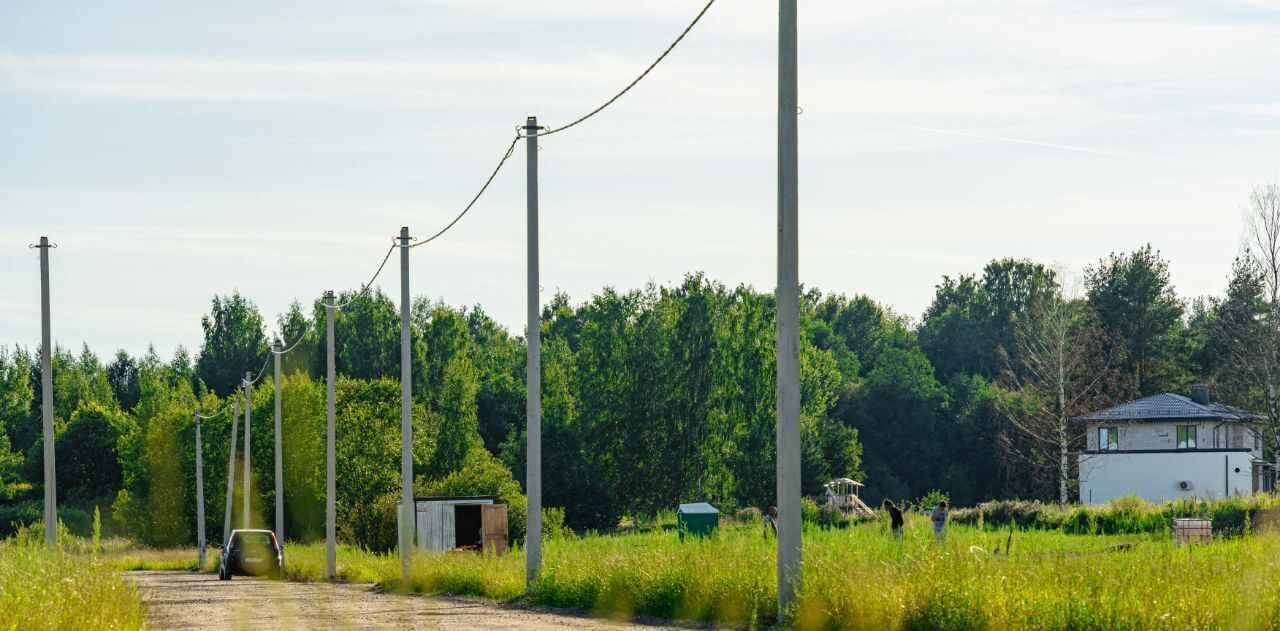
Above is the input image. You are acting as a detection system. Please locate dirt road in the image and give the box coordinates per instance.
[128,571,690,631]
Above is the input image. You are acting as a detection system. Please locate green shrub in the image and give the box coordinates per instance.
[913,489,950,512]
[733,506,762,525]
[0,499,40,539]
[801,497,822,524]
[952,494,1280,537]
[416,447,527,542]
[542,506,573,540]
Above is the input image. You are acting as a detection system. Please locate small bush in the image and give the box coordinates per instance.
[801,498,822,524]
[951,494,1280,537]
[734,507,762,524]
[913,489,950,513]
[416,448,528,542]
[542,506,574,540]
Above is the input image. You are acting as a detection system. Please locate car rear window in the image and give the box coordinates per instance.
[235,533,273,547]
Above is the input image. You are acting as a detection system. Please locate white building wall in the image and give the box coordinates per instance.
[1086,421,1262,458]
[1079,450,1255,504]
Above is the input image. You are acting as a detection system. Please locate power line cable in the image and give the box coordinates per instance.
[535,0,716,138]
[245,353,271,386]
[408,0,715,250]
[271,331,308,356]
[334,239,398,309]
[408,134,521,249]
[208,1,717,389]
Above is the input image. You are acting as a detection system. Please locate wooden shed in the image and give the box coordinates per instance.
[413,496,508,554]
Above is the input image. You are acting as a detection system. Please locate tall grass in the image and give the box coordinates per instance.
[273,515,1280,629]
[0,537,144,631]
[32,530,203,571]
[102,545,202,572]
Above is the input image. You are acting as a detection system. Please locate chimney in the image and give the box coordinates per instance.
[1191,383,1210,406]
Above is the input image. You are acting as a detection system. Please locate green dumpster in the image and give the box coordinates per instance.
[677,503,719,539]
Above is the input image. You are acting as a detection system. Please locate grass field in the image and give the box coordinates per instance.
[17,504,1280,630]
[0,538,144,631]
[273,515,1280,630]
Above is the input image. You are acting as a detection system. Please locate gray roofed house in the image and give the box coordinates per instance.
[1075,390,1267,423]
[1076,384,1273,504]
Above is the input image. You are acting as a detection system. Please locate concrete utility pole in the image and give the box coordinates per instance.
[273,341,284,542]
[35,236,56,547]
[398,226,414,582]
[224,399,239,546]
[243,372,251,530]
[325,291,337,579]
[525,117,542,587]
[775,0,803,616]
[195,414,206,567]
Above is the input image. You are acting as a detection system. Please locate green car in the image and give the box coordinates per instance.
[217,529,283,580]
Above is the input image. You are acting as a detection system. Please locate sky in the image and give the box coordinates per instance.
[2,0,1278,359]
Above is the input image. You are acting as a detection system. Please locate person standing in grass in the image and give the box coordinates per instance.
[931,500,949,544]
[763,506,778,539]
[883,499,904,539]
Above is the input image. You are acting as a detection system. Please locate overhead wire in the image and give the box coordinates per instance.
[239,352,271,387]
[195,405,231,420]
[217,237,396,389]
[534,0,716,138]
[271,330,308,356]
[407,0,715,250]
[333,239,398,309]
[206,0,718,391]
[407,134,521,249]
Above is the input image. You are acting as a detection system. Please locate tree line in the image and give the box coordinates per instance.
[1,183,1277,545]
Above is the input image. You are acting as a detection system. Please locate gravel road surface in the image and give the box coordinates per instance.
[128,571,689,631]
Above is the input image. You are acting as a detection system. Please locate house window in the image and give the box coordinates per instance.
[1099,427,1118,450]
[1177,425,1197,449]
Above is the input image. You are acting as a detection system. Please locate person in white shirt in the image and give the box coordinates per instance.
[930,500,949,544]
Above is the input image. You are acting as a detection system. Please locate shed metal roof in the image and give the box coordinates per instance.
[678,502,719,514]
[1075,393,1267,422]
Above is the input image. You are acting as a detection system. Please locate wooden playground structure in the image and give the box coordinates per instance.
[822,478,876,517]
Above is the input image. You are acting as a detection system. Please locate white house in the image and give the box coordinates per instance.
[1077,384,1273,504]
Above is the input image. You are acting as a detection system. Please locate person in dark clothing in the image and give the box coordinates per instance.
[883,499,904,539]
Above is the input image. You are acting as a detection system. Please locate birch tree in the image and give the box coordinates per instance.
[998,274,1120,504]
[1222,182,1280,474]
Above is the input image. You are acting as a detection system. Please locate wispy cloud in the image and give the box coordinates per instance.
[881,123,1160,160]
[0,53,665,103]
[1235,0,1280,11]
[1213,103,1280,117]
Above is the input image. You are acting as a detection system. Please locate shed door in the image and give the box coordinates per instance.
[442,503,456,550]
[417,502,447,552]
[481,504,508,555]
